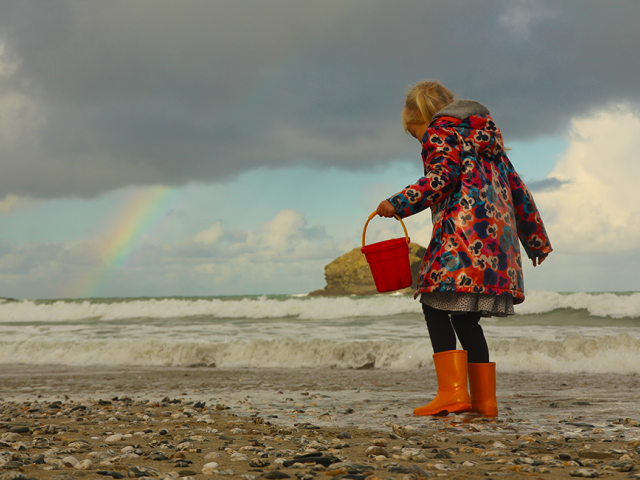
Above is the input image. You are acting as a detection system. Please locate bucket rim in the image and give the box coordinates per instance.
[361,236,412,254]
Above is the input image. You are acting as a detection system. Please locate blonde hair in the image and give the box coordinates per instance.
[402,80,455,134]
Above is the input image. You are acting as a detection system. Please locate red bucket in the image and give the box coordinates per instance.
[361,212,413,293]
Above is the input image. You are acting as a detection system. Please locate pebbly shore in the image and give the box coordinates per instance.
[1,395,640,480]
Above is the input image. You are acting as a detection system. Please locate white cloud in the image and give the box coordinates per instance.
[251,209,309,256]
[185,209,354,263]
[167,209,356,295]
[0,209,354,298]
[193,222,224,245]
[535,104,640,252]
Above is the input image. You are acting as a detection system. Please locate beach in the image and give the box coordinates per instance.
[1,292,640,478]
[1,366,640,479]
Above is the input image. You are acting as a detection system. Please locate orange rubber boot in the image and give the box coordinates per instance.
[413,350,472,416]
[468,362,498,416]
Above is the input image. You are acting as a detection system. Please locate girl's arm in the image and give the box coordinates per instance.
[385,125,461,219]
[505,158,553,263]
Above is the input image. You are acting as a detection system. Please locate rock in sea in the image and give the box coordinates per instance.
[308,243,426,296]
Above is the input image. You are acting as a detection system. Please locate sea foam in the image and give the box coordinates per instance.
[1,333,639,373]
[0,296,419,322]
[1,291,639,322]
[516,291,640,318]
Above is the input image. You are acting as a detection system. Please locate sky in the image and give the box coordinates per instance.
[0,0,639,299]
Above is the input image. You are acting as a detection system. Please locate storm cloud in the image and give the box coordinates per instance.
[1,0,639,198]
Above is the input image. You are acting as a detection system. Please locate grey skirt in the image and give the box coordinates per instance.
[420,291,515,318]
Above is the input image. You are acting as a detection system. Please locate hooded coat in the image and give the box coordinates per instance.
[388,100,552,304]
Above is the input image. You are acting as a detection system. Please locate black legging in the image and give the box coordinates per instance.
[422,303,490,363]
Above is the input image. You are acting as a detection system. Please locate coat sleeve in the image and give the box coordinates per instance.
[387,125,461,219]
[506,159,553,260]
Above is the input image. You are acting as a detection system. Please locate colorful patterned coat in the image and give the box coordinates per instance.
[388,101,552,304]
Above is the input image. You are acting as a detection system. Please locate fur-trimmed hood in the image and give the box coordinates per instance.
[432,99,490,121]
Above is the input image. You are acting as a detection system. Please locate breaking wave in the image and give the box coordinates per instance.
[2,333,640,373]
[0,291,639,322]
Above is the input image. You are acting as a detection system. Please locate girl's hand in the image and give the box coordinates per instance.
[377,200,397,218]
[532,255,547,267]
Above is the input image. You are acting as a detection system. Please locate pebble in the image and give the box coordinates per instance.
[0,474,28,480]
[128,466,161,478]
[75,458,93,469]
[178,469,198,476]
[283,456,340,467]
[97,471,126,479]
[569,468,600,478]
[148,453,170,461]
[262,472,292,479]
[601,459,634,472]
[365,446,389,457]
[201,464,218,474]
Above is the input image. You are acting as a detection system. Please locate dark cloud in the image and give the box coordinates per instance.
[0,0,639,198]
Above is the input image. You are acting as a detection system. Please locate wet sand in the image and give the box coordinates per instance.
[0,366,639,479]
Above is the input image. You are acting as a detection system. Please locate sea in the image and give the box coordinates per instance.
[1,290,639,373]
[2,290,640,433]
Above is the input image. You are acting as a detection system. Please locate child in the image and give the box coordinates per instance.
[377,80,552,416]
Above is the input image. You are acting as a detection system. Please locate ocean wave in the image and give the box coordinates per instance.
[516,291,640,318]
[0,296,420,322]
[0,338,428,369]
[0,291,639,322]
[490,333,640,373]
[2,333,639,373]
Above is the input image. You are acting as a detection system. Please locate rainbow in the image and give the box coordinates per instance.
[76,186,181,298]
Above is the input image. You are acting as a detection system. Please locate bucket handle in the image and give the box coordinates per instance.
[362,211,410,248]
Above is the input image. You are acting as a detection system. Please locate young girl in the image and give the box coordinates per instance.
[377,80,552,417]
